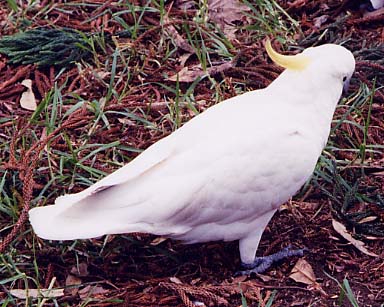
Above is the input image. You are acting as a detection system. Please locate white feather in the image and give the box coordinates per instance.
[370,0,384,9]
[29,43,355,264]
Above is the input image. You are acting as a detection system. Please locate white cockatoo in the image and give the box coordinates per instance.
[29,40,355,274]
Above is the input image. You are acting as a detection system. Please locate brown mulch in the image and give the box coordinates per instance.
[0,1,383,306]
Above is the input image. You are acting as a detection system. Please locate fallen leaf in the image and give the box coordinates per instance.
[168,60,234,82]
[254,273,273,282]
[65,274,82,296]
[174,0,196,10]
[320,3,330,10]
[208,0,250,38]
[287,0,306,9]
[168,65,203,82]
[94,69,110,80]
[150,236,168,245]
[192,301,206,306]
[10,288,64,299]
[78,285,108,300]
[358,216,377,223]
[332,219,378,257]
[313,15,328,28]
[289,258,316,285]
[190,277,201,285]
[170,276,183,284]
[20,79,37,110]
[373,170,384,176]
[178,53,193,67]
[65,274,82,286]
[232,275,248,283]
[117,117,135,126]
[290,259,328,294]
[70,262,89,277]
[164,14,194,53]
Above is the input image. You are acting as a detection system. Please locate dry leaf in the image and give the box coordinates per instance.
[168,65,203,82]
[65,274,82,296]
[70,262,89,276]
[78,285,108,300]
[192,301,206,306]
[174,0,196,10]
[175,0,250,39]
[170,276,183,284]
[232,275,248,283]
[332,219,378,257]
[117,117,135,126]
[178,53,194,67]
[254,273,273,282]
[20,79,37,111]
[208,0,250,38]
[168,60,233,82]
[164,14,194,53]
[313,15,328,28]
[190,277,201,285]
[150,236,168,245]
[94,70,110,80]
[10,288,64,299]
[358,216,377,223]
[287,0,306,9]
[65,274,82,286]
[289,258,316,285]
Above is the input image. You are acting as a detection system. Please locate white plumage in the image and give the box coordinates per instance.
[29,41,355,266]
[370,0,384,9]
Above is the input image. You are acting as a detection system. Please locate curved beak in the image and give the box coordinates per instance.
[343,77,351,94]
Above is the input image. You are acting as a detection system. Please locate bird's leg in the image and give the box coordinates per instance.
[236,245,306,276]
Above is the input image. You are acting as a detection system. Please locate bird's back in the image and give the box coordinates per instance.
[29,86,327,242]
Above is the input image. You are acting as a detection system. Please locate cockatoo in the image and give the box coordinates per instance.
[29,40,355,274]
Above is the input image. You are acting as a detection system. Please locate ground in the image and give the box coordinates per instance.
[0,1,383,306]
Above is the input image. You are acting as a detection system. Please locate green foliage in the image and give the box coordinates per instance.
[0,28,91,66]
[6,0,18,12]
[324,273,360,307]
[313,156,384,236]
[242,0,300,43]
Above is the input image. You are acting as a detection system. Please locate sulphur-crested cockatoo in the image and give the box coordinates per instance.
[29,40,355,274]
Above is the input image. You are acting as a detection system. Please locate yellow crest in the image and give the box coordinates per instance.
[265,39,310,71]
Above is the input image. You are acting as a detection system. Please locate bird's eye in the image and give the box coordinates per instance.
[342,76,347,82]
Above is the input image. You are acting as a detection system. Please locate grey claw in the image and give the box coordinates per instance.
[236,246,307,276]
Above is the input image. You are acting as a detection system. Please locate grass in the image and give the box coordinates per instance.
[243,0,301,43]
[311,81,384,236]
[324,272,361,307]
[0,1,383,306]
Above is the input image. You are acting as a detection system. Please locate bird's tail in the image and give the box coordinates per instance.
[28,193,149,240]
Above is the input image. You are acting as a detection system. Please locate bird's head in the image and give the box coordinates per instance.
[265,40,355,94]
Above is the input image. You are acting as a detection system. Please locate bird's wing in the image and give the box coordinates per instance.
[44,91,259,207]
[32,90,263,210]
[29,90,320,241]
[29,131,272,240]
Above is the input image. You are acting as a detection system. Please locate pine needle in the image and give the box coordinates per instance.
[0,28,91,66]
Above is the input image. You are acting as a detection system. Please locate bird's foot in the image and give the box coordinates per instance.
[235,245,306,276]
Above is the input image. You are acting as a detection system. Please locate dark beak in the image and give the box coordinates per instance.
[343,77,351,95]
